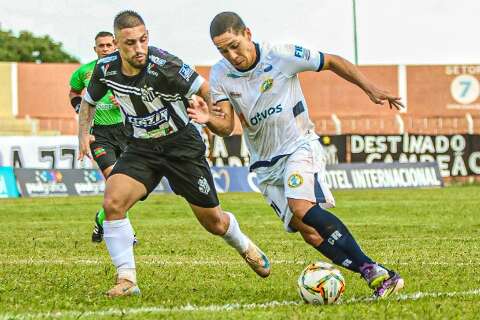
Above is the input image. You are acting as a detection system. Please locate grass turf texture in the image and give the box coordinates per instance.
[0,186,479,319]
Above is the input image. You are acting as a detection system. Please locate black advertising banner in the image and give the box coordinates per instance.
[350,134,480,177]
[206,134,347,167]
[15,169,105,197]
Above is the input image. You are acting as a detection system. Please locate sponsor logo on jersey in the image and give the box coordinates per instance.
[263,64,273,72]
[98,55,118,64]
[260,78,274,93]
[198,176,211,195]
[287,173,304,188]
[294,45,311,61]
[100,64,117,77]
[249,104,283,126]
[147,63,159,77]
[127,108,169,129]
[149,55,167,66]
[229,91,242,98]
[179,63,194,81]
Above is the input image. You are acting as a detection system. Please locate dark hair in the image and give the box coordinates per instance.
[94,31,113,40]
[210,12,246,39]
[114,10,145,33]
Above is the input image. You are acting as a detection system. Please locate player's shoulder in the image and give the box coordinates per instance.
[96,51,120,66]
[210,59,232,81]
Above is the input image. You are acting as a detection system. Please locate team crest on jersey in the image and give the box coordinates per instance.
[198,176,210,195]
[179,64,194,81]
[287,173,304,188]
[260,78,274,93]
[141,85,158,102]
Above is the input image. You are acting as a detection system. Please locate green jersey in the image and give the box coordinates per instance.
[70,59,123,126]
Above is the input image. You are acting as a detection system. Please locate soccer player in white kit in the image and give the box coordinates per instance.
[188,12,404,299]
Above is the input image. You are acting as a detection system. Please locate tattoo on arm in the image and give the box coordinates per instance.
[78,100,95,136]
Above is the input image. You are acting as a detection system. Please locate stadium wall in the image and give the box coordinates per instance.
[0,63,479,135]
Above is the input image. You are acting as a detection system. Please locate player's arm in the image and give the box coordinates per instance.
[77,63,107,160]
[69,68,85,114]
[322,54,404,110]
[191,81,235,137]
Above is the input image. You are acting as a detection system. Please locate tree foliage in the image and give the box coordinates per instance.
[0,29,79,63]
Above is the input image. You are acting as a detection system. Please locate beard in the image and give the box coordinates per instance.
[127,55,147,69]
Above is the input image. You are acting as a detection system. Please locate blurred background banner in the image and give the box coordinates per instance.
[0,167,19,198]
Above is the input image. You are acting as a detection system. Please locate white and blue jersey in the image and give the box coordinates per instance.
[210,42,325,185]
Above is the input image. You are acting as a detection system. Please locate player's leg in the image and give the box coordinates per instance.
[164,155,270,278]
[100,145,160,298]
[285,141,404,297]
[102,173,145,297]
[90,127,135,244]
[189,203,270,278]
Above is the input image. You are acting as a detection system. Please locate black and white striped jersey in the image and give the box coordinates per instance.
[85,46,204,139]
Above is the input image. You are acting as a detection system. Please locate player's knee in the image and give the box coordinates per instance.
[103,196,127,218]
[203,213,228,236]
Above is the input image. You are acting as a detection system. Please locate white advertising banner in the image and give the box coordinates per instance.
[0,136,95,169]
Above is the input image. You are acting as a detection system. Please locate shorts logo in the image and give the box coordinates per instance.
[198,176,210,195]
[287,173,304,188]
[93,147,106,158]
[179,64,194,81]
[260,78,274,93]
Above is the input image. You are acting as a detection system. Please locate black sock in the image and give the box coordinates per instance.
[316,241,360,273]
[302,205,374,268]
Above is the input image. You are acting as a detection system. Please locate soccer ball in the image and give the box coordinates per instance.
[297,261,346,305]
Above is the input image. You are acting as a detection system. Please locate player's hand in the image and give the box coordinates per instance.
[365,86,405,111]
[109,95,120,108]
[78,133,95,160]
[211,105,226,118]
[187,94,210,124]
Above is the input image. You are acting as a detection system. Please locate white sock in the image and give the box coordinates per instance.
[104,218,137,283]
[222,212,249,254]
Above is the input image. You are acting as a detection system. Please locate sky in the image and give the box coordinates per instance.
[0,0,479,65]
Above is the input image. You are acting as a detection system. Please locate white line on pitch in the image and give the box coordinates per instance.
[0,259,477,266]
[1,289,479,320]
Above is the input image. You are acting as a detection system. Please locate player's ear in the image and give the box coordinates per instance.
[244,27,252,40]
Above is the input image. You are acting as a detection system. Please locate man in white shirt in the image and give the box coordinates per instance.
[188,12,404,299]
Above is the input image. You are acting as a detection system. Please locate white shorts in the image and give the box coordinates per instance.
[259,140,335,233]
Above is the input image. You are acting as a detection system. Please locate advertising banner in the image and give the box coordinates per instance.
[0,136,94,169]
[14,168,104,197]
[350,134,480,177]
[0,167,20,198]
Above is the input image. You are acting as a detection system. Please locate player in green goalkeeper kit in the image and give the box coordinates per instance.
[69,31,136,244]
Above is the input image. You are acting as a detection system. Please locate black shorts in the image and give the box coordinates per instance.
[90,123,131,171]
[110,124,219,208]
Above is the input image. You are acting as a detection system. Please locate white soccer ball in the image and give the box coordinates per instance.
[297,261,346,305]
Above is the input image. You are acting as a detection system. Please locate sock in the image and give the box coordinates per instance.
[222,212,249,254]
[103,218,136,283]
[316,241,360,273]
[97,208,130,226]
[302,205,374,268]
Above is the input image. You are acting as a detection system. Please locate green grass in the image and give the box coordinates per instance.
[0,186,479,319]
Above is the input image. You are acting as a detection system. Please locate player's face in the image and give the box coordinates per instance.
[213,28,256,70]
[94,36,115,58]
[115,25,149,69]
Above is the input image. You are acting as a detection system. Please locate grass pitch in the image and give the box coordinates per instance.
[0,186,479,319]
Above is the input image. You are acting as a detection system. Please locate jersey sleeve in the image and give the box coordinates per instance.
[84,62,108,106]
[272,44,325,77]
[162,54,205,98]
[69,67,85,92]
[209,66,229,104]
